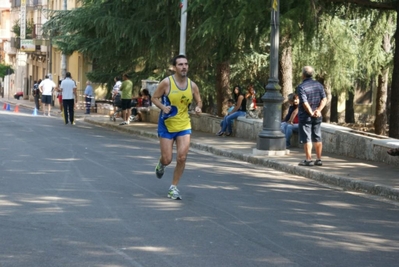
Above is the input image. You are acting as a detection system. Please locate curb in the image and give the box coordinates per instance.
[85,118,399,202]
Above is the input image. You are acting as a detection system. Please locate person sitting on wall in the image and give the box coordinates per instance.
[280,93,299,149]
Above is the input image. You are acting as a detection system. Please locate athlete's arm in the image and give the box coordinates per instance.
[191,82,202,114]
[152,78,171,114]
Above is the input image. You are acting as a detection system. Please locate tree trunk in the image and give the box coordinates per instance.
[330,94,338,123]
[389,10,399,138]
[317,76,331,122]
[345,91,355,123]
[216,61,231,117]
[322,83,332,123]
[374,68,388,135]
[280,35,293,120]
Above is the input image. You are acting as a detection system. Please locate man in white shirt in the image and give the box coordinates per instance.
[112,76,122,99]
[39,75,56,116]
[60,72,77,125]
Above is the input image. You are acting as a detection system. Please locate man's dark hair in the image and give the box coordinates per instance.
[123,73,130,79]
[172,55,187,66]
[115,76,121,81]
[227,98,234,104]
[66,72,71,78]
[45,75,49,79]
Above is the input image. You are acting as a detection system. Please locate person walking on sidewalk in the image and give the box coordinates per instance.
[60,72,77,125]
[39,75,56,116]
[152,54,202,200]
[119,74,133,125]
[84,80,93,114]
[296,66,327,166]
[56,80,63,114]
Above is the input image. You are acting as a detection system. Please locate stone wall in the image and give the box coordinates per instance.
[104,105,399,166]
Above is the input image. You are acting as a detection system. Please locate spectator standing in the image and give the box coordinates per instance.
[84,81,93,114]
[217,85,246,136]
[119,74,133,125]
[60,72,77,125]
[39,75,56,116]
[32,79,41,110]
[112,76,122,99]
[56,80,63,114]
[280,93,299,149]
[296,66,327,166]
[152,55,202,200]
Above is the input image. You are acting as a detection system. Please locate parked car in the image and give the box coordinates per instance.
[14,92,23,100]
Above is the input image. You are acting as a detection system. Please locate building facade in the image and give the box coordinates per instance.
[4,0,92,107]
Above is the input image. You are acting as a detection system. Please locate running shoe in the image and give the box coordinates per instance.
[119,121,127,125]
[168,186,182,200]
[155,160,165,179]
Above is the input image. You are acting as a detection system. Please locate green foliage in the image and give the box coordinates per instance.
[0,64,14,78]
[12,19,34,38]
[42,0,396,112]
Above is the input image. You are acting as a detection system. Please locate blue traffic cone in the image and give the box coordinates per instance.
[32,108,38,116]
[6,104,10,111]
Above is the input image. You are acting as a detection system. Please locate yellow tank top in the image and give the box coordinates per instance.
[163,76,193,132]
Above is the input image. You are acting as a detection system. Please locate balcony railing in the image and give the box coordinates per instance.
[27,0,45,7]
[10,37,20,49]
[4,41,17,55]
[33,24,43,39]
[10,0,21,8]
[11,0,47,8]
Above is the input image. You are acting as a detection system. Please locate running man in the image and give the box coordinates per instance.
[151,55,202,200]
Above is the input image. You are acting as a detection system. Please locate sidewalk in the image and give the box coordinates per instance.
[4,98,399,201]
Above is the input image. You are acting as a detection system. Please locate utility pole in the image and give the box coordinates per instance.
[179,0,187,56]
[255,0,286,155]
[60,0,67,79]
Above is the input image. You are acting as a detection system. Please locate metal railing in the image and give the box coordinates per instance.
[11,0,45,8]
[10,0,21,8]
[10,37,20,49]
[3,41,17,55]
[33,24,43,39]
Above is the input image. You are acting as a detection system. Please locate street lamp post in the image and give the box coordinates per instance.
[179,0,188,56]
[255,0,285,153]
[61,0,67,79]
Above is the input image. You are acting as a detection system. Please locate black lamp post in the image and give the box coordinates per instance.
[256,0,285,152]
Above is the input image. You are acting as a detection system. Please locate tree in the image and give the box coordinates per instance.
[322,0,399,138]
[0,64,14,78]
[44,0,183,93]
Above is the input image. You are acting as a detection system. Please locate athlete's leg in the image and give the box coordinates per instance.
[159,137,174,166]
[172,134,190,186]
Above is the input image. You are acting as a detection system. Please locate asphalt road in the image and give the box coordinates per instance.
[0,106,398,267]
